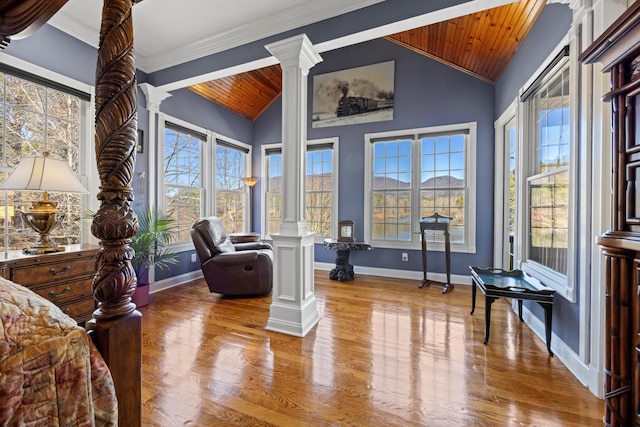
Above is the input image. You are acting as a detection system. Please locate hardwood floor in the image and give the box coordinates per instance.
[139,271,602,426]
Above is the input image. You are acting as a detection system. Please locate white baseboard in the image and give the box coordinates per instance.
[150,269,203,294]
[517,302,597,396]
[315,261,473,285]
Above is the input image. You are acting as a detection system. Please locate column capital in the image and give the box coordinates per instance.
[266,34,322,73]
[568,0,593,15]
[139,83,172,112]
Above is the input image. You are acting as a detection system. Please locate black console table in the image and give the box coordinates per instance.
[323,239,372,282]
[419,213,453,293]
[469,266,556,356]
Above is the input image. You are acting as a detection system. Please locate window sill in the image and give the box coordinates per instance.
[369,240,476,253]
[521,261,576,302]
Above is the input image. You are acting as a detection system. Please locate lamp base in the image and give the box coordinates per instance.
[21,199,65,255]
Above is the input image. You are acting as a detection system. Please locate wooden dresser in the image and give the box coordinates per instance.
[579,2,640,426]
[0,244,99,324]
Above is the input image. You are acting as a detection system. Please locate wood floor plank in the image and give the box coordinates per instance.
[138,271,603,426]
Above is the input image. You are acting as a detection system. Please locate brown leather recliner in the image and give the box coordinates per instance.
[191,217,273,296]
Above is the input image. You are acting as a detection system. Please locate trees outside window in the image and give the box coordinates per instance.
[215,141,248,233]
[161,119,252,243]
[163,124,203,244]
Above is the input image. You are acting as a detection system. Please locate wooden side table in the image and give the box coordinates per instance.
[419,213,453,293]
[229,233,260,244]
[323,239,372,282]
[0,244,99,324]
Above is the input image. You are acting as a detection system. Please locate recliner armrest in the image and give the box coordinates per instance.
[211,251,260,267]
[234,241,273,251]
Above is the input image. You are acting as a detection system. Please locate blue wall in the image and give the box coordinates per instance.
[256,37,496,275]
[494,3,576,351]
[3,24,97,86]
[495,4,573,114]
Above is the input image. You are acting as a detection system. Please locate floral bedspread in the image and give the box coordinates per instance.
[0,278,117,426]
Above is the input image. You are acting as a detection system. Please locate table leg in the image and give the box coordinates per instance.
[470,280,477,315]
[518,299,523,321]
[542,302,554,356]
[484,296,496,345]
[419,231,428,288]
[329,249,354,282]
[442,229,453,293]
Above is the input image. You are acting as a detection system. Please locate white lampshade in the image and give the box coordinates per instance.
[0,156,88,193]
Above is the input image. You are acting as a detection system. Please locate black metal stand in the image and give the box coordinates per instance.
[419,213,452,293]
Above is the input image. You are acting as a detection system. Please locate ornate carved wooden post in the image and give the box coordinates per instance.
[87,0,142,425]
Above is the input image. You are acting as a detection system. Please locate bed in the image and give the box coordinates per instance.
[0,279,117,425]
[0,1,144,425]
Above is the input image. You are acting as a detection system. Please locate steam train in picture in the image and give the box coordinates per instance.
[336,96,394,117]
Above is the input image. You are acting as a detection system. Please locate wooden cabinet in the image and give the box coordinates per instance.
[579,2,640,426]
[0,244,99,324]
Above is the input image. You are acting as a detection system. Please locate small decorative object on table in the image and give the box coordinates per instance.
[338,219,355,242]
[324,239,372,282]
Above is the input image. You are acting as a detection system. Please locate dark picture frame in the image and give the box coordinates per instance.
[312,60,395,128]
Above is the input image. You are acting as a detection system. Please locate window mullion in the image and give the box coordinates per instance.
[412,137,421,245]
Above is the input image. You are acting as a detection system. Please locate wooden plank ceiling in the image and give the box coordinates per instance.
[188,0,546,121]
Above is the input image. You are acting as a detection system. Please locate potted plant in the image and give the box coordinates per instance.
[130,207,179,307]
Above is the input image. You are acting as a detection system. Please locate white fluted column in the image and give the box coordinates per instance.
[265,34,322,337]
[138,82,171,283]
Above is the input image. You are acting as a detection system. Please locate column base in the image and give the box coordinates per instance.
[267,233,319,337]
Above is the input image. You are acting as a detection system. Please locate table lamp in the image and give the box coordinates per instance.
[0,153,88,254]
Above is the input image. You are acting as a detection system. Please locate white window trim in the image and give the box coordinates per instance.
[493,99,518,269]
[0,53,97,245]
[260,137,339,243]
[364,122,477,253]
[517,34,578,302]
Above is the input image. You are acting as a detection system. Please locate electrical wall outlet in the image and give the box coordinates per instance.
[191,253,197,263]
[402,252,408,262]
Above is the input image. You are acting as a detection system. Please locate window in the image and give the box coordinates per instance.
[0,62,91,252]
[215,139,249,233]
[521,49,574,298]
[262,138,338,240]
[163,122,204,244]
[364,123,476,252]
[161,119,252,245]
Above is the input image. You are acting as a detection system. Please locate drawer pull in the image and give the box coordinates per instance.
[50,265,71,275]
[49,287,71,298]
[63,308,71,314]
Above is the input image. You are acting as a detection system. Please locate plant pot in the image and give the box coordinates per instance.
[132,283,150,308]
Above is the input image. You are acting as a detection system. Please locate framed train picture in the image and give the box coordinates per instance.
[312,60,394,128]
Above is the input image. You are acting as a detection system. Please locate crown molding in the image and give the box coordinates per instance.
[140,0,382,73]
[49,0,382,74]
